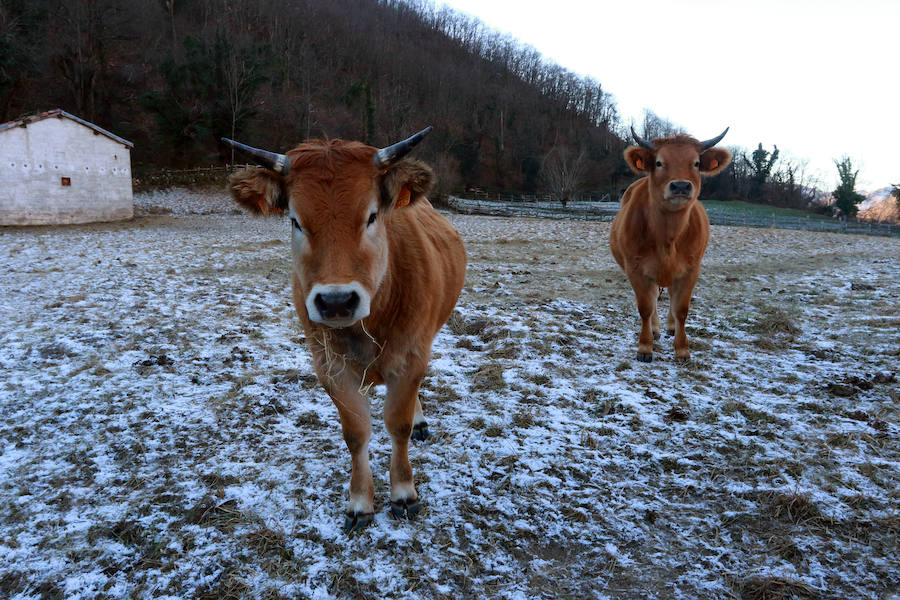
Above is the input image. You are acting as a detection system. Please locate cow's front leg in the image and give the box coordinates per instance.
[669,269,700,362]
[327,379,374,533]
[630,278,658,362]
[384,372,424,519]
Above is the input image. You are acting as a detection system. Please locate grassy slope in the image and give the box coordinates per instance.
[701,199,831,220]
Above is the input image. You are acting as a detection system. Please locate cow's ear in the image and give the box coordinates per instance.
[228,167,288,215]
[624,146,654,174]
[700,148,731,175]
[380,159,434,210]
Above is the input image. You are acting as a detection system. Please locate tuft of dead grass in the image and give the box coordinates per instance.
[664,405,690,423]
[752,306,801,337]
[184,496,248,530]
[511,411,536,428]
[194,564,252,600]
[470,361,506,391]
[87,519,148,548]
[245,524,296,578]
[735,575,820,600]
[200,472,240,491]
[447,311,490,338]
[764,490,829,527]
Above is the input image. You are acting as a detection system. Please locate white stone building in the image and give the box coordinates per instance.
[0,109,134,225]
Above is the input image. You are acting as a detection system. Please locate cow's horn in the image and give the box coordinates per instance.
[699,127,730,151]
[373,126,433,170]
[221,138,290,176]
[630,126,655,149]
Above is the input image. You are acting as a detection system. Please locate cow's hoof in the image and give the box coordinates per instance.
[342,511,374,533]
[389,498,421,521]
[636,353,653,363]
[411,421,431,442]
[653,332,661,341]
[675,356,691,365]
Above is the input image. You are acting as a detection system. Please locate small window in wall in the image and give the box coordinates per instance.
[61,177,71,186]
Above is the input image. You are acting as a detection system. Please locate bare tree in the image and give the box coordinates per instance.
[52,0,122,122]
[221,35,269,158]
[640,109,679,140]
[541,145,588,207]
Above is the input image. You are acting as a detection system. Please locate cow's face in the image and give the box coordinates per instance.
[625,136,731,210]
[228,141,433,328]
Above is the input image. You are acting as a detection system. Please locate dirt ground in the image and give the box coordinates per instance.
[1,189,897,599]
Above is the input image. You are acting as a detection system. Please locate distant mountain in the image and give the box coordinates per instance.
[806,185,898,223]
[858,187,899,223]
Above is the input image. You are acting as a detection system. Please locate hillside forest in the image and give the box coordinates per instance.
[0,0,856,208]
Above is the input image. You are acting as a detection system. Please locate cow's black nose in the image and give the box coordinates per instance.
[314,291,360,319]
[669,180,692,196]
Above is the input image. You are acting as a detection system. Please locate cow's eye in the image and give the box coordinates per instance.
[655,160,663,168]
[367,212,377,227]
[291,217,302,232]
[694,161,701,168]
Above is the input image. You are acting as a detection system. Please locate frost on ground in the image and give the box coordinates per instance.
[1,189,897,600]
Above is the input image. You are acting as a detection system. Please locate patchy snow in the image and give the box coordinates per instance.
[1,188,897,599]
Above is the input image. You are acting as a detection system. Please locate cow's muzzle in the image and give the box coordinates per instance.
[665,180,694,203]
[306,282,371,327]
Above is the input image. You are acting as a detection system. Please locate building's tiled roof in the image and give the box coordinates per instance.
[0,109,133,149]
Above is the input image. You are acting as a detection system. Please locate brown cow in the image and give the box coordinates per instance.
[222,128,466,532]
[609,127,731,363]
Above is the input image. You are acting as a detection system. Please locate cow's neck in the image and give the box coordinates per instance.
[649,198,694,247]
[369,250,401,335]
[309,321,381,369]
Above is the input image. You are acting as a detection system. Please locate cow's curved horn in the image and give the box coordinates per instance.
[699,127,730,151]
[630,126,655,149]
[373,126,433,170]
[221,138,290,176]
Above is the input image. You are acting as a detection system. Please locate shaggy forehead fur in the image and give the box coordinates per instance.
[284,139,434,215]
[287,139,378,183]
[650,134,702,150]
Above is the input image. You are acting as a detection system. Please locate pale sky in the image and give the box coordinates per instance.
[440,0,899,191]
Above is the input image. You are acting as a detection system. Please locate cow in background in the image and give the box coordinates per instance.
[610,127,731,362]
[223,128,466,532]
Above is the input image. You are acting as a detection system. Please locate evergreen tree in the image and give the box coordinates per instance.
[141,34,269,164]
[832,156,864,217]
[749,143,779,202]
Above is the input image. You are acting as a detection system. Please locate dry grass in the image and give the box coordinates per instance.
[735,576,820,600]
[751,306,801,336]
[470,361,506,391]
[184,497,249,531]
[764,490,829,527]
[2,200,898,600]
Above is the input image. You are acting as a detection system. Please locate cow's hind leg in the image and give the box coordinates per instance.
[666,294,676,337]
[411,396,430,441]
[653,288,663,341]
[384,372,425,519]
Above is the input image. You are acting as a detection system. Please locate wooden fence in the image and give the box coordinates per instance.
[132,165,244,191]
[448,196,900,238]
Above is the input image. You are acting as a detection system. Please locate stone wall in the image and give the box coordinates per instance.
[0,116,133,225]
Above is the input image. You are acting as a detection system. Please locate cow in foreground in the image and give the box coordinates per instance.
[223,127,466,531]
[609,127,731,362]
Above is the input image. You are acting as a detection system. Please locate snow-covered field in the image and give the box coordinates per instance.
[1,189,897,600]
